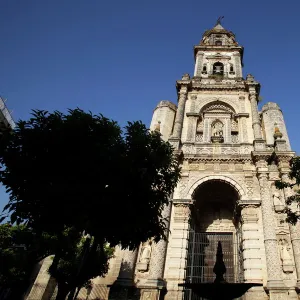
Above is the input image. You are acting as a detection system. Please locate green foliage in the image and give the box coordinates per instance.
[0,223,52,296]
[275,156,300,224]
[0,109,180,298]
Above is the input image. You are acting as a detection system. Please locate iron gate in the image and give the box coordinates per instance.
[183,230,244,300]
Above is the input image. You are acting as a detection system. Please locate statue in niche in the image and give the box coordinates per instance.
[211,121,224,143]
[137,241,152,272]
[279,238,293,273]
[140,241,152,263]
[273,191,284,212]
[212,121,223,137]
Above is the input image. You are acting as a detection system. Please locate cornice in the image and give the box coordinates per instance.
[193,45,243,58]
[235,113,249,118]
[183,154,252,163]
[238,200,261,207]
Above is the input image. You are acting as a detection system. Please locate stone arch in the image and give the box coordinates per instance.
[187,175,246,200]
[195,97,239,114]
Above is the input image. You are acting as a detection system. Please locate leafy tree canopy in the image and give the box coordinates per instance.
[0,109,180,248]
[0,109,180,299]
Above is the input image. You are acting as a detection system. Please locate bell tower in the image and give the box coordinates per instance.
[149,20,297,300]
[194,20,243,80]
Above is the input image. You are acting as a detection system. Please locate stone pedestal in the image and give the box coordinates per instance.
[109,249,138,300]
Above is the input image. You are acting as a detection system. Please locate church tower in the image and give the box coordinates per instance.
[149,21,297,300]
[26,21,299,300]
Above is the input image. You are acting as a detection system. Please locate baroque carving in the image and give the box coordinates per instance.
[173,203,191,223]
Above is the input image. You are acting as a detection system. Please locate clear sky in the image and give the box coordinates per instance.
[0,0,299,212]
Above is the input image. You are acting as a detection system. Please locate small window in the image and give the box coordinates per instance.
[230,65,234,72]
[215,40,222,46]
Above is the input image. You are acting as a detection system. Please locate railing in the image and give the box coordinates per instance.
[184,231,244,300]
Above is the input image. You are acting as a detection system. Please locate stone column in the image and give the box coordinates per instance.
[172,87,188,140]
[249,89,262,141]
[256,164,286,292]
[140,203,172,300]
[281,173,300,288]
[240,202,263,283]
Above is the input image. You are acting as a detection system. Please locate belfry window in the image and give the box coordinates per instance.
[215,40,222,46]
[202,65,207,74]
[230,65,234,72]
[213,62,224,75]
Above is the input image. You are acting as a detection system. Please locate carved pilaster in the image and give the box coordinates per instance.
[240,202,263,282]
[257,169,285,289]
[186,113,198,142]
[195,52,204,76]
[281,173,300,288]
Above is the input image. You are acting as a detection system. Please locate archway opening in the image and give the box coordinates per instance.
[185,180,243,298]
[213,62,224,75]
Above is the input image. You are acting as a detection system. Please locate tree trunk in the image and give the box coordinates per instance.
[55,284,69,300]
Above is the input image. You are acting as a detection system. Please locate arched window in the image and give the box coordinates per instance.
[215,40,222,46]
[213,62,224,75]
[230,65,234,72]
[202,65,207,74]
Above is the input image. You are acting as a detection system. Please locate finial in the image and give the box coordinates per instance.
[216,16,224,25]
[274,123,283,139]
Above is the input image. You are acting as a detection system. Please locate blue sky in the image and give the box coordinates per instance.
[0,0,299,212]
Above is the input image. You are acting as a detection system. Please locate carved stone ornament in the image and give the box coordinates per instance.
[174,203,191,223]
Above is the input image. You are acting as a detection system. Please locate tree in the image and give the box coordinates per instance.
[0,223,52,299]
[276,156,300,224]
[0,109,180,299]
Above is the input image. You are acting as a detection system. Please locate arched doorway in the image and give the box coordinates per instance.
[184,180,244,300]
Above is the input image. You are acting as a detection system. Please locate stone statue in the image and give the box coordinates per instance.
[279,239,293,267]
[212,122,223,137]
[137,241,152,272]
[273,191,282,206]
[273,191,284,212]
[140,241,152,264]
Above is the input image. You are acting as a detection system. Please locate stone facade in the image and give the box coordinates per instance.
[27,23,299,300]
